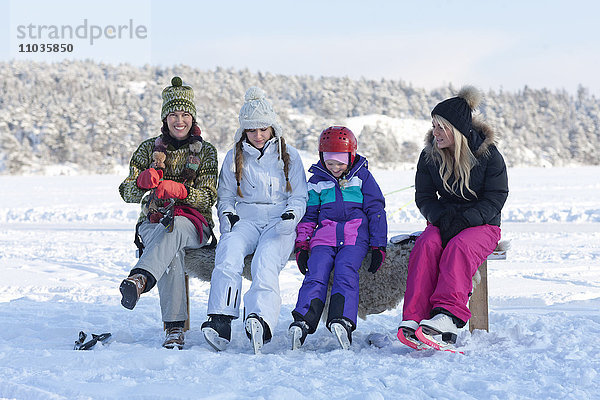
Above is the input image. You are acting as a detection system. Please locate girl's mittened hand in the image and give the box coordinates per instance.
[368,246,386,273]
[295,249,309,275]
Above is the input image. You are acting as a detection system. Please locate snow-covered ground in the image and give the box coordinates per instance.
[0,165,599,399]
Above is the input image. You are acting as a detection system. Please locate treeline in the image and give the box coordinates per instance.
[0,60,598,173]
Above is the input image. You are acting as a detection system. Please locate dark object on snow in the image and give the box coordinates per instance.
[74,331,112,350]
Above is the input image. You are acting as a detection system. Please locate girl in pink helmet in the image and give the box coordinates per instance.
[289,126,388,350]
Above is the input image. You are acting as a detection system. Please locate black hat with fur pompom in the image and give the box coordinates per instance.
[431,85,482,138]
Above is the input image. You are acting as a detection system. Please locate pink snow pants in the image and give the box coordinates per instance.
[402,223,501,324]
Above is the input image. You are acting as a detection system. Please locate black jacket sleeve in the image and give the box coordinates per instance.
[415,150,445,225]
[461,147,509,226]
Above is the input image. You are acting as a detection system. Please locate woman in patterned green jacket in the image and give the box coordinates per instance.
[118,76,218,349]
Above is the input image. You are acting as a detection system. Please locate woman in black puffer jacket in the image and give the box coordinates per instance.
[398,86,509,351]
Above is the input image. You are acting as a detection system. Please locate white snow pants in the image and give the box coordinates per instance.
[207,219,296,334]
[135,216,211,322]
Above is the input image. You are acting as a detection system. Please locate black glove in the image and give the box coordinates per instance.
[276,211,296,235]
[295,248,309,275]
[440,215,469,248]
[281,212,295,220]
[435,208,456,229]
[368,246,386,273]
[225,212,240,228]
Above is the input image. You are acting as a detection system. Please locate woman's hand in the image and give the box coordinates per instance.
[136,168,163,189]
[155,180,187,199]
[440,215,469,247]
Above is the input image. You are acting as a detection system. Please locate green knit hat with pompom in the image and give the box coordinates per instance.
[161,76,196,120]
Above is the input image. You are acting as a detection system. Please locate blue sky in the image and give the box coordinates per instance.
[3,0,599,95]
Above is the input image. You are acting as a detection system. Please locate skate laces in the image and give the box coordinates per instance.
[291,320,309,331]
[165,327,184,339]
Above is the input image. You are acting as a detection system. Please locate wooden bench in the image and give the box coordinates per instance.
[180,234,508,333]
[469,244,508,332]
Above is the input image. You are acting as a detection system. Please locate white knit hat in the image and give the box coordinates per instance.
[234,87,283,143]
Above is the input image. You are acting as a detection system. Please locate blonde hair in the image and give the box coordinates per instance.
[432,115,477,199]
[234,130,292,197]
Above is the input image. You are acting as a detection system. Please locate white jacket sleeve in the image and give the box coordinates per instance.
[283,147,308,224]
[216,149,237,216]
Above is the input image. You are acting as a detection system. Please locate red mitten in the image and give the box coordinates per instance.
[137,168,163,189]
[156,180,188,199]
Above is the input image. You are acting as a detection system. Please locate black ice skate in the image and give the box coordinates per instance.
[288,320,309,350]
[201,314,233,352]
[328,318,353,350]
[245,313,271,354]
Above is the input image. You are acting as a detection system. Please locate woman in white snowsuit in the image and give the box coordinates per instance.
[202,87,308,354]
[118,77,218,350]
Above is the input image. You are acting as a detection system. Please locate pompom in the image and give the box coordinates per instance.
[171,76,183,87]
[189,155,201,165]
[457,85,482,110]
[244,86,266,102]
[153,151,166,166]
[189,141,203,153]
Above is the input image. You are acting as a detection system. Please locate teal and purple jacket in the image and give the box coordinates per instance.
[295,155,387,250]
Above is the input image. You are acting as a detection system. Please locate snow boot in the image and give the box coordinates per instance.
[288,320,309,350]
[245,313,271,354]
[397,320,430,350]
[119,273,147,310]
[162,326,184,350]
[201,314,233,352]
[415,314,459,351]
[328,318,353,350]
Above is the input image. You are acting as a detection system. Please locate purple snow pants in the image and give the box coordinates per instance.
[293,244,368,331]
[402,223,501,324]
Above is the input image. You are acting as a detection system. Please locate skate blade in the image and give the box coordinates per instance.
[119,280,138,310]
[245,318,263,354]
[415,326,464,355]
[330,323,350,350]
[397,328,431,350]
[288,326,303,350]
[202,327,229,352]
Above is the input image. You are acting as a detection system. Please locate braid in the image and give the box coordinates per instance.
[279,137,292,192]
[235,137,244,197]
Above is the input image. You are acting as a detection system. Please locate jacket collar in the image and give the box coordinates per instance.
[242,137,278,158]
[424,117,497,160]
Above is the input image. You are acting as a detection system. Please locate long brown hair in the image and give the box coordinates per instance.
[235,131,292,197]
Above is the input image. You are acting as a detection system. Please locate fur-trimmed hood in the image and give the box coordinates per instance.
[416,116,508,228]
[424,117,498,160]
